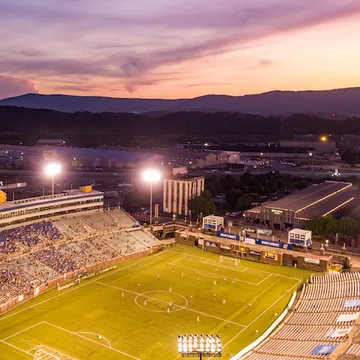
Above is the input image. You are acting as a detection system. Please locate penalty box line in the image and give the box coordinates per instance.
[42,321,141,360]
[95,281,247,328]
[169,258,264,286]
[167,250,300,281]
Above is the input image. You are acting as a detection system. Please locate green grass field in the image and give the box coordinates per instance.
[0,245,312,359]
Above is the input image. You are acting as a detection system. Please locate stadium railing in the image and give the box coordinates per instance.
[230,291,297,360]
[0,245,162,315]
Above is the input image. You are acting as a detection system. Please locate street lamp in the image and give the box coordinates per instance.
[308,152,313,173]
[143,169,161,226]
[45,163,61,198]
[178,334,222,359]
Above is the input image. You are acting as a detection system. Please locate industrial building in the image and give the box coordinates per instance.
[163,175,205,216]
[196,151,241,168]
[245,181,355,230]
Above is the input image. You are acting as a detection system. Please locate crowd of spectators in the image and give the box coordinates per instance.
[0,221,63,253]
[0,218,157,304]
[0,233,20,254]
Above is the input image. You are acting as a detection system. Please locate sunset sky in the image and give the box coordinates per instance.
[1,0,360,99]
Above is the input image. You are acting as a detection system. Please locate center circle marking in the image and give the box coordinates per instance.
[135,290,188,312]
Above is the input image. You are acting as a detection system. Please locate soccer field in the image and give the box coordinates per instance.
[0,245,312,359]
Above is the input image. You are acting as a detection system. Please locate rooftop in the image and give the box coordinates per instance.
[164,174,204,181]
[0,189,104,213]
[263,181,353,212]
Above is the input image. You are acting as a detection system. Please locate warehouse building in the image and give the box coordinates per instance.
[245,181,355,230]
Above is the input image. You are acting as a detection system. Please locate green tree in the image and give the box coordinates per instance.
[324,217,339,236]
[293,179,310,190]
[339,217,360,238]
[244,193,261,203]
[236,196,253,211]
[189,192,217,216]
[206,177,222,196]
[225,188,243,209]
[306,217,329,236]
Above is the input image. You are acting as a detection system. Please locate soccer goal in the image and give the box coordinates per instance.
[33,349,60,360]
[220,256,240,266]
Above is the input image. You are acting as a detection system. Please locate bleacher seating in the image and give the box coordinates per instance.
[0,209,157,306]
[0,221,63,254]
[344,343,360,356]
[106,208,136,228]
[128,230,160,248]
[244,272,360,360]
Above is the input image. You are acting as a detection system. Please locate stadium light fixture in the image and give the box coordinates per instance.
[45,163,61,199]
[143,169,161,226]
[178,335,222,359]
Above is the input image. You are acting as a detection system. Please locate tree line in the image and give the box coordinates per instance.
[3,106,360,147]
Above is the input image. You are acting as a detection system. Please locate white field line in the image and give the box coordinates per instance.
[170,257,269,286]
[203,259,246,272]
[193,266,260,286]
[168,250,300,281]
[0,250,168,322]
[168,254,188,265]
[211,279,301,359]
[256,274,273,285]
[76,332,112,348]
[0,339,32,356]
[30,344,78,360]
[43,321,141,360]
[95,281,246,328]
[2,321,45,341]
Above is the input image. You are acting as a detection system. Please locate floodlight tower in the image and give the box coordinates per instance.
[178,334,222,360]
[45,163,61,198]
[143,169,161,226]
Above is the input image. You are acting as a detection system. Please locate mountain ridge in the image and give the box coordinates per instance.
[1,87,360,116]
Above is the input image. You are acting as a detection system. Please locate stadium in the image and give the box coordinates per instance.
[0,180,360,359]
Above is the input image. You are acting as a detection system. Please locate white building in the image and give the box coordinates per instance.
[202,215,224,231]
[0,187,104,227]
[163,175,205,215]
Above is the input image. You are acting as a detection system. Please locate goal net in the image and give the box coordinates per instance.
[220,256,240,266]
[34,350,60,360]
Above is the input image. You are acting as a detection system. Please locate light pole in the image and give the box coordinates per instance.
[143,169,161,226]
[178,334,222,359]
[308,152,313,173]
[45,163,61,198]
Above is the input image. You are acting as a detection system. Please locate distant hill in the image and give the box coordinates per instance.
[1,87,360,115]
[0,94,182,113]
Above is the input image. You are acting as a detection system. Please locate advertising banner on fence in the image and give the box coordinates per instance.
[249,250,261,256]
[244,238,256,245]
[217,231,239,241]
[255,238,292,250]
[304,257,320,264]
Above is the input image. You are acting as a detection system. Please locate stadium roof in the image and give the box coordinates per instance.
[0,189,103,213]
[296,187,356,220]
[263,181,353,213]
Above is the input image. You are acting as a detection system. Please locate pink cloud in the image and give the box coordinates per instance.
[0,74,38,100]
